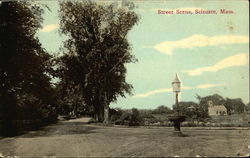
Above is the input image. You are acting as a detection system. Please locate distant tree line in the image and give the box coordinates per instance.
[171,94,247,120]
[109,94,248,126]
[196,94,246,115]
[116,93,248,125]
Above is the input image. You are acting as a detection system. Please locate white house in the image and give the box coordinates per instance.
[207,100,227,116]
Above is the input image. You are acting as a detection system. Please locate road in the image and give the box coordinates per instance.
[0,118,249,157]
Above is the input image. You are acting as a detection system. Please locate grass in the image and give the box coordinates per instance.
[144,113,250,127]
[0,118,249,157]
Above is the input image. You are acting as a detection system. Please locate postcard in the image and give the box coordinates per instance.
[0,0,249,157]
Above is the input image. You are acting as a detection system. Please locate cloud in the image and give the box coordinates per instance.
[39,24,59,32]
[196,83,227,89]
[133,83,227,98]
[134,88,172,98]
[184,53,248,76]
[154,35,249,55]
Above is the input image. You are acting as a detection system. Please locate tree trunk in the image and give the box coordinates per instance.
[93,104,100,121]
[103,104,109,124]
[99,106,104,122]
[93,97,104,122]
[103,92,109,124]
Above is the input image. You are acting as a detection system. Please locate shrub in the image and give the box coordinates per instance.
[129,108,143,126]
[152,105,173,114]
[110,108,123,122]
[114,108,143,126]
[114,112,131,125]
[139,110,154,118]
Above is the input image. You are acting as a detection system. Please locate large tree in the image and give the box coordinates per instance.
[57,1,138,122]
[224,98,245,114]
[152,105,173,114]
[245,102,250,112]
[196,94,226,117]
[196,94,246,115]
[172,101,203,119]
[0,1,56,136]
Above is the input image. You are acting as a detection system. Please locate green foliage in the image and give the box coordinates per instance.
[115,112,131,125]
[152,105,173,114]
[196,94,225,118]
[57,1,139,121]
[197,94,246,116]
[109,108,123,122]
[224,98,245,114]
[113,108,143,126]
[130,108,143,126]
[55,83,89,117]
[139,109,154,118]
[173,101,200,118]
[0,1,56,136]
[245,102,250,112]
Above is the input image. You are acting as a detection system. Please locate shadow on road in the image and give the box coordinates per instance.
[17,121,98,138]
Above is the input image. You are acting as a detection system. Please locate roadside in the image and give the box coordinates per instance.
[0,117,249,157]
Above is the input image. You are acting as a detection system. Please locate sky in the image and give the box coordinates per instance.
[36,0,249,109]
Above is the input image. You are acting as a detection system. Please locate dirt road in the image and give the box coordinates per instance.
[0,118,249,157]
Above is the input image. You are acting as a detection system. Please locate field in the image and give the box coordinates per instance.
[209,113,250,126]
[143,113,250,127]
[0,118,249,157]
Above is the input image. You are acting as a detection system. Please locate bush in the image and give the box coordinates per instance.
[140,111,154,119]
[114,112,131,125]
[152,105,173,114]
[110,108,123,122]
[129,108,143,126]
[113,108,143,126]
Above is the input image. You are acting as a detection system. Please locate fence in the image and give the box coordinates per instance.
[0,117,57,136]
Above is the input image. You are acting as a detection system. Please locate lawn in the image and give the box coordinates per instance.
[0,118,249,157]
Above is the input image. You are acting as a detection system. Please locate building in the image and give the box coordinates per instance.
[207,100,227,116]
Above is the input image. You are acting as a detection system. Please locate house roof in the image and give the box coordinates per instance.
[209,105,227,111]
[187,105,195,109]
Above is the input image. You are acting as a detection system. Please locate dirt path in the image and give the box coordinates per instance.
[0,118,249,157]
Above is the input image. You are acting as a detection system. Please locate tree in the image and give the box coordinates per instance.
[173,101,201,118]
[196,94,226,117]
[129,108,143,126]
[57,1,139,122]
[0,1,56,136]
[224,98,245,114]
[152,105,173,114]
[55,83,89,117]
[245,102,250,112]
[196,94,246,115]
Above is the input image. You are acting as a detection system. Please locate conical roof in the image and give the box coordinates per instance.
[172,74,181,83]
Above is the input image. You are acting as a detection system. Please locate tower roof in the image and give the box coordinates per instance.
[173,74,181,83]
